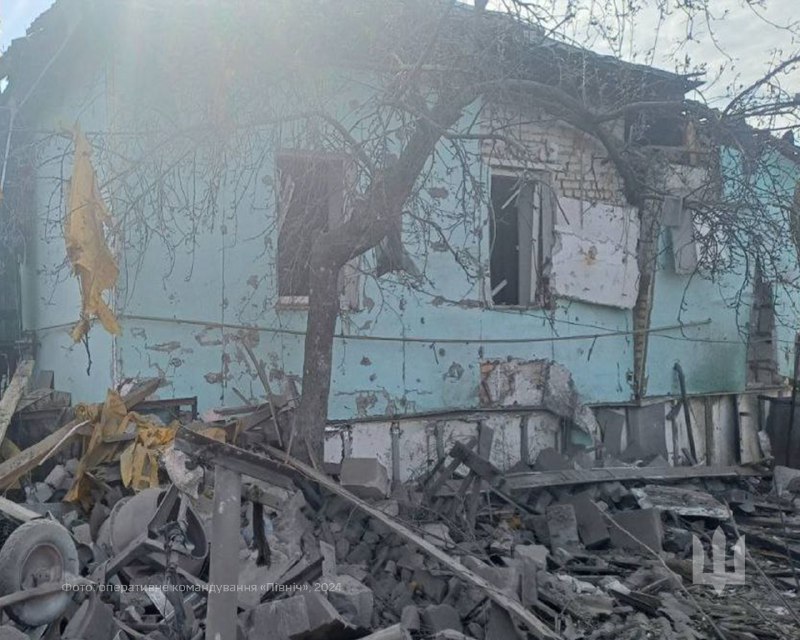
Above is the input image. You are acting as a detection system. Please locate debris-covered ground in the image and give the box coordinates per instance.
[0,370,798,639]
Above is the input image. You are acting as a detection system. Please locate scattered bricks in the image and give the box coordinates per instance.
[44,464,70,491]
[422,604,463,634]
[340,458,391,500]
[513,544,549,571]
[400,605,421,631]
[545,504,580,551]
[328,575,374,628]
[533,448,571,472]
[564,492,610,549]
[610,509,664,553]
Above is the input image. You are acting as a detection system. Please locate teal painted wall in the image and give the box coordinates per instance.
[15,56,800,417]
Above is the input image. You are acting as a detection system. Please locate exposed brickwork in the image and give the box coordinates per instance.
[482,105,628,207]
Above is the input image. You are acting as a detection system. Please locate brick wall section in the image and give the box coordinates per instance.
[481,105,628,207]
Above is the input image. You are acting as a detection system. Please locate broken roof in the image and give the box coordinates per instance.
[0,0,698,112]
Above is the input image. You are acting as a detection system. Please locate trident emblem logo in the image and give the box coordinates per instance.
[692,527,746,594]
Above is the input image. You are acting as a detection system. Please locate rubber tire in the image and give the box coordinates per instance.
[0,519,79,627]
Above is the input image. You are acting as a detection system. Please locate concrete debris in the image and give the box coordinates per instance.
[610,508,664,553]
[631,485,731,519]
[0,372,795,640]
[422,603,464,633]
[340,457,391,500]
[327,574,375,628]
[545,503,581,551]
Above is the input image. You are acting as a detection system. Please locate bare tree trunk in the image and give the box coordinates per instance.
[290,254,340,463]
[292,89,477,464]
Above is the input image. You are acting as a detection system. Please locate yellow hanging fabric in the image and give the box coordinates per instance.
[65,126,120,342]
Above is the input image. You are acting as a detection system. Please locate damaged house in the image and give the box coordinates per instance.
[0,0,799,481]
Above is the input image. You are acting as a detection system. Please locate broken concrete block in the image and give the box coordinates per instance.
[346,541,373,565]
[485,603,523,640]
[513,544,549,570]
[412,568,448,602]
[774,465,800,497]
[533,448,571,472]
[29,482,53,503]
[421,604,463,634]
[72,522,93,546]
[599,481,628,504]
[400,605,421,631]
[302,591,343,630]
[564,492,609,549]
[632,485,730,519]
[44,464,71,491]
[320,540,337,576]
[545,504,580,551]
[525,515,550,546]
[327,574,374,628]
[610,509,663,553]
[340,458,390,500]
[422,523,454,548]
[248,594,311,637]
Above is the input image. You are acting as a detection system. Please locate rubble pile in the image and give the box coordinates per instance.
[0,369,797,639]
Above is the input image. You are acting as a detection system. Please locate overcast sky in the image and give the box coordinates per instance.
[2,0,798,110]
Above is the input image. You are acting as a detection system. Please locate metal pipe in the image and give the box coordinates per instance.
[673,362,698,463]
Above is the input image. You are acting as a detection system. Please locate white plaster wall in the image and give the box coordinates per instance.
[325,411,560,482]
[550,198,640,309]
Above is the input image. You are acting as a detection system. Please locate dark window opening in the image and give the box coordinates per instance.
[276,154,342,298]
[490,176,522,305]
[489,174,552,306]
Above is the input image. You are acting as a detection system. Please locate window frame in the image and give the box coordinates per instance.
[486,168,554,309]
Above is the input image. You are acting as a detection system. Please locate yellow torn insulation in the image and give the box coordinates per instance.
[120,422,177,491]
[65,126,120,343]
[66,390,178,506]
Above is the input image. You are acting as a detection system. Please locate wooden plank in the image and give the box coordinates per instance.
[174,428,295,489]
[0,496,40,523]
[0,378,161,490]
[260,444,561,640]
[0,359,34,445]
[451,441,534,515]
[206,466,241,640]
[0,419,87,490]
[502,465,767,492]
